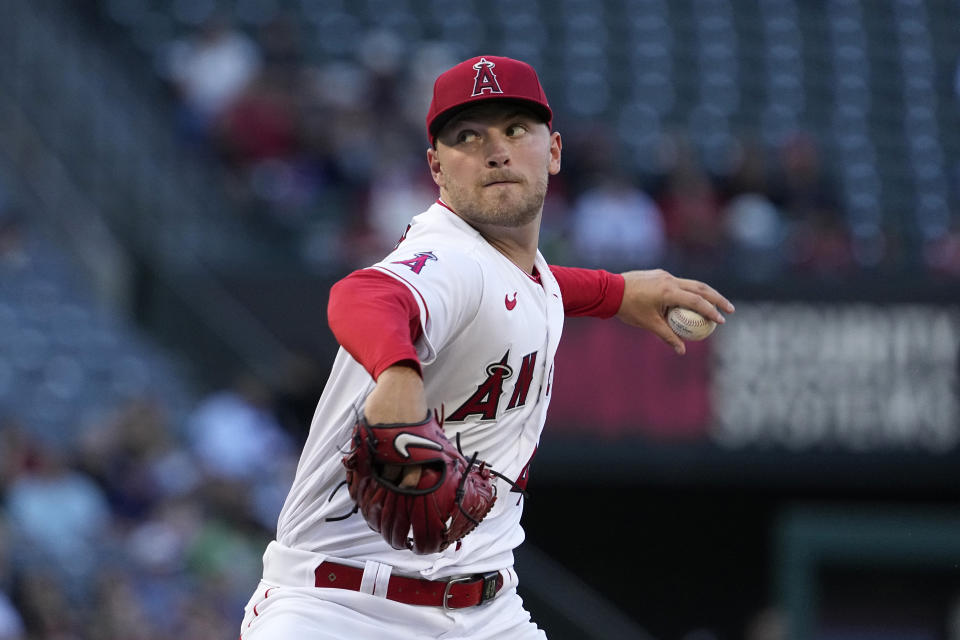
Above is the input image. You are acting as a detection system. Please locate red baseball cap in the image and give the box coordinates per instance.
[426,55,553,146]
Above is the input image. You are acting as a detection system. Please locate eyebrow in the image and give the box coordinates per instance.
[500,110,530,121]
[449,109,534,130]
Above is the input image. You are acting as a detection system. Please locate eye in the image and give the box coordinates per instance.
[457,130,478,144]
[506,124,527,137]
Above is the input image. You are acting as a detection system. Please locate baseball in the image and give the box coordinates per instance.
[667,306,717,341]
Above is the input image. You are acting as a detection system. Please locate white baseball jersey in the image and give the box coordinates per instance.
[271,201,565,580]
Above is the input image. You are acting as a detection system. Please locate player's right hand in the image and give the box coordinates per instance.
[616,269,734,355]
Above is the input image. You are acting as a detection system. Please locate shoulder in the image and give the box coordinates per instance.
[374,245,484,292]
[376,204,487,283]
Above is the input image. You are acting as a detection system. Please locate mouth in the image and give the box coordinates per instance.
[482,179,520,187]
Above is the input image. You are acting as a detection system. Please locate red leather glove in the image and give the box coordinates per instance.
[343,413,497,554]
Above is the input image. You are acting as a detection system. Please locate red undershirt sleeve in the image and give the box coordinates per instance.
[549,265,626,319]
[327,269,423,380]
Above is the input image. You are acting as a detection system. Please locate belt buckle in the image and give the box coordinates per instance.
[443,571,501,609]
[442,575,474,610]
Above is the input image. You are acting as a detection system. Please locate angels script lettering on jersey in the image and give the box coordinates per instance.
[447,350,538,422]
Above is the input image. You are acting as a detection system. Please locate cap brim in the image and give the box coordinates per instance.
[429,97,553,143]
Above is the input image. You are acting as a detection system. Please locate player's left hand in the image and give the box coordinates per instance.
[616,269,734,355]
[342,413,497,554]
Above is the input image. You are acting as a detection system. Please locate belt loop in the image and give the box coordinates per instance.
[360,561,380,596]
[373,562,392,598]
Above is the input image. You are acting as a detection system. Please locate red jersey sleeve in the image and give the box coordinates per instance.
[549,265,626,318]
[327,269,423,379]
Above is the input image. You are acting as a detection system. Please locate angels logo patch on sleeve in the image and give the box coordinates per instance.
[392,251,438,275]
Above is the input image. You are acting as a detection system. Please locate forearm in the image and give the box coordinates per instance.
[364,364,428,424]
[363,364,429,488]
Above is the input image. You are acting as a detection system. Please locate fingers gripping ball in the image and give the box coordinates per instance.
[667,306,717,341]
[342,414,497,554]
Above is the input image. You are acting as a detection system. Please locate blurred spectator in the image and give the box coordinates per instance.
[397,43,459,137]
[770,131,839,215]
[160,15,262,143]
[301,61,377,188]
[185,374,296,530]
[364,144,440,256]
[4,439,112,584]
[657,150,725,270]
[721,135,773,201]
[291,59,386,266]
[125,497,201,581]
[78,398,201,521]
[214,65,305,237]
[569,173,667,270]
[769,132,854,275]
[185,373,294,483]
[720,138,787,281]
[124,497,206,635]
[356,29,408,124]
[182,512,264,618]
[115,492,257,639]
[216,67,300,169]
[723,193,786,281]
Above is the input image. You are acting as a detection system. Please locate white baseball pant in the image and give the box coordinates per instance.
[239,543,547,640]
[239,581,547,640]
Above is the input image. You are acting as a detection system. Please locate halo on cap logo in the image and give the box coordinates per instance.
[471,58,504,96]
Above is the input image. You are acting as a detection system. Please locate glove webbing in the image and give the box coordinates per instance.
[454,432,529,502]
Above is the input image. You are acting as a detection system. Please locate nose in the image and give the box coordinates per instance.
[484,133,510,168]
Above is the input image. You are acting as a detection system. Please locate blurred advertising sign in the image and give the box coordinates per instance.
[550,304,960,456]
[710,303,960,454]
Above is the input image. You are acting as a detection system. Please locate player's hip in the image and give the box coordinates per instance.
[239,578,545,640]
[242,541,544,639]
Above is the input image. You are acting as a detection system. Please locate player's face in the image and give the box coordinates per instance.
[428,104,562,229]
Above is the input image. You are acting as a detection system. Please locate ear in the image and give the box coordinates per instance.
[548,131,562,176]
[427,147,444,187]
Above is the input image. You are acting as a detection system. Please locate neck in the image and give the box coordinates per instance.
[473,221,540,274]
[437,198,541,273]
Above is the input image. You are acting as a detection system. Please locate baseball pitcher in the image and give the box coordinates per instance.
[239,55,734,640]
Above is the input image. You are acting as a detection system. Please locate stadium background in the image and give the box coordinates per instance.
[0,0,959,638]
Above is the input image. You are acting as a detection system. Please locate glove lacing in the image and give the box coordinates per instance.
[324,414,529,525]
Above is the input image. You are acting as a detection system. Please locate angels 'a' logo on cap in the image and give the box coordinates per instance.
[471,57,503,96]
